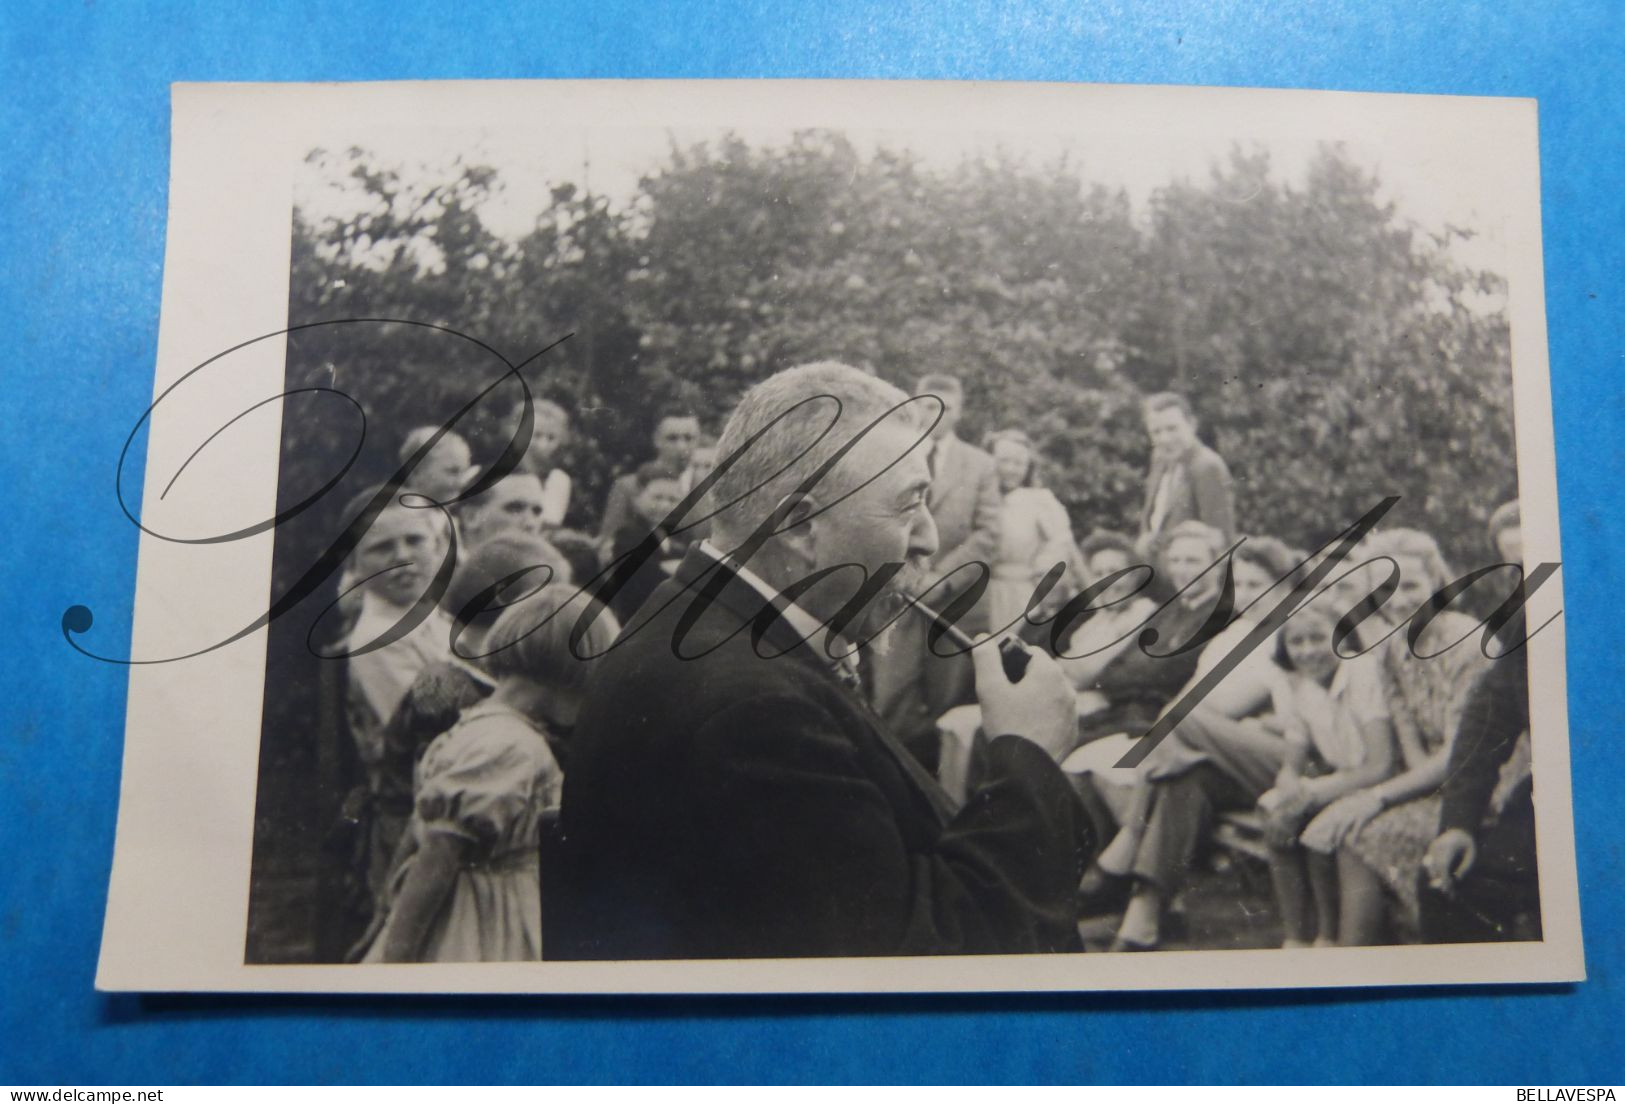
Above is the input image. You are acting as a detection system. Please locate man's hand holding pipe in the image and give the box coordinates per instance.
[971,635,1081,764]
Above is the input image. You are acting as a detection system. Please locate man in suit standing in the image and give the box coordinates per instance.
[552,362,1091,960]
[1135,391,1236,560]
[868,373,1002,772]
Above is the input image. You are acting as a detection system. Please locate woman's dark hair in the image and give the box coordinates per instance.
[544,528,604,589]
[1271,598,1342,672]
[1078,528,1137,564]
[983,428,1040,488]
[1231,535,1298,582]
[635,460,683,489]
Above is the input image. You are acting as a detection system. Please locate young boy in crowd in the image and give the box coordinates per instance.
[603,463,692,626]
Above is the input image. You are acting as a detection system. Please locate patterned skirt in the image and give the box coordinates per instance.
[1346,794,1442,934]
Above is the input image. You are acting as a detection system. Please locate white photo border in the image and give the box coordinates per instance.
[95,79,1581,993]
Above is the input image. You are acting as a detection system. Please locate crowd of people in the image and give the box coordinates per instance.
[317,365,1539,963]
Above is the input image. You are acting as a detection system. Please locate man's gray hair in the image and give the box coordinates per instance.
[707,361,928,545]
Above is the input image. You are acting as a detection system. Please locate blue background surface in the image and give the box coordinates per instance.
[1,0,1620,1085]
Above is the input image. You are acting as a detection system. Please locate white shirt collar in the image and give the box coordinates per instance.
[350,590,452,641]
[696,540,860,673]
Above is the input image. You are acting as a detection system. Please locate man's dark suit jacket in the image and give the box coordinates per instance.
[595,459,686,549]
[1419,646,1540,943]
[1138,441,1236,548]
[922,434,1002,633]
[549,548,1090,960]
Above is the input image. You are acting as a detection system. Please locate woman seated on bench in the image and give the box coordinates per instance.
[1299,528,1490,945]
[1257,598,1397,947]
[1091,577,1402,951]
[937,522,1245,814]
[1071,536,1298,887]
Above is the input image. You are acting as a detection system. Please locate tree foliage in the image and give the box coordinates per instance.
[1126,147,1514,557]
[284,134,1515,571]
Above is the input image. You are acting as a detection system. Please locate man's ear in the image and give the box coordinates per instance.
[773,492,822,570]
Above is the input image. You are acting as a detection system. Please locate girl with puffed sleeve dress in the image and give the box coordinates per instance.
[364,701,562,962]
[363,590,617,963]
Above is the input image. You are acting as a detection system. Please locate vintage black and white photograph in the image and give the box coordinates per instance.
[96,80,1578,992]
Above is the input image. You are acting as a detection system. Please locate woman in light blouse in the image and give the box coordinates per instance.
[1301,527,1489,944]
[984,429,1079,632]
